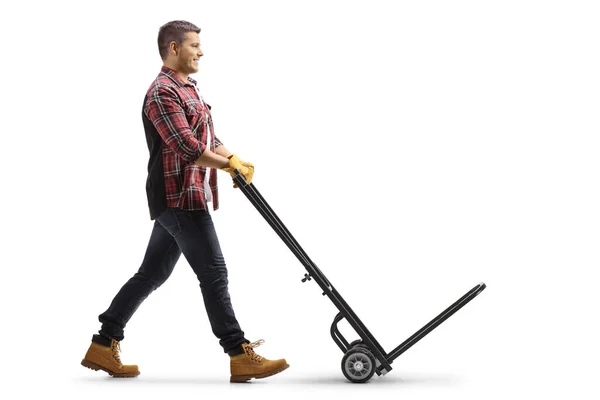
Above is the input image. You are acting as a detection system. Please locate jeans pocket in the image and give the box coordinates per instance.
[158,208,183,237]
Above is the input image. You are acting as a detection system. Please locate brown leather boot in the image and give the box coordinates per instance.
[230,339,289,382]
[81,334,140,378]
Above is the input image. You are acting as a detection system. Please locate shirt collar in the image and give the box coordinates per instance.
[160,65,197,87]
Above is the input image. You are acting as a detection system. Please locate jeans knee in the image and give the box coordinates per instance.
[197,263,229,288]
[134,271,167,290]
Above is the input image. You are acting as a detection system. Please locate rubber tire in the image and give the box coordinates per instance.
[341,347,376,383]
[349,339,370,351]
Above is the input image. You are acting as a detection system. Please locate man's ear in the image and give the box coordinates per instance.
[169,41,179,56]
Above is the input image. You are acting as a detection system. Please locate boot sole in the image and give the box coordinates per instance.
[230,363,290,383]
[81,359,140,378]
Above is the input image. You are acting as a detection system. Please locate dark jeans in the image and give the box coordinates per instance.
[98,207,247,353]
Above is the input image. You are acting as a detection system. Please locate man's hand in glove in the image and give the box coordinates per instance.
[237,160,254,187]
[220,154,254,187]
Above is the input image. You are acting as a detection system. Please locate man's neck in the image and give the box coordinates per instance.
[163,62,189,83]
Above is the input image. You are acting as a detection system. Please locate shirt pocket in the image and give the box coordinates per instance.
[182,99,205,129]
[182,98,202,114]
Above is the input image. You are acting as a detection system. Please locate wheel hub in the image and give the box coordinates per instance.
[353,361,364,371]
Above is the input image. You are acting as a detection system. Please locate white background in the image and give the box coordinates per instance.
[1,0,599,398]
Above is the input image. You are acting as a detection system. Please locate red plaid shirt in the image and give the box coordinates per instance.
[143,66,223,216]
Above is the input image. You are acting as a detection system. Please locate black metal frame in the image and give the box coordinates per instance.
[232,171,486,377]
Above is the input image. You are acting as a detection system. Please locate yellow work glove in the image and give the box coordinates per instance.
[239,160,254,186]
[221,154,254,188]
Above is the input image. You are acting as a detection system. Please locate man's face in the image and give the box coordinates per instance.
[174,31,203,74]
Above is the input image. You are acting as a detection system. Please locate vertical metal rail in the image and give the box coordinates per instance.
[232,172,392,372]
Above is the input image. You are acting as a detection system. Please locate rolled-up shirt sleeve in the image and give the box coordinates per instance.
[145,85,205,162]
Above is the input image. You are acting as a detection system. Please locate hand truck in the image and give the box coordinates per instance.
[231,171,486,383]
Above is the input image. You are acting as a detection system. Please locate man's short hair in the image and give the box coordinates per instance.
[158,20,201,60]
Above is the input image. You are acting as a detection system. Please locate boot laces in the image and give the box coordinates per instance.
[245,339,265,363]
[111,341,123,364]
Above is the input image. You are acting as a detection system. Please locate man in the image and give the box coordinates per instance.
[81,20,288,383]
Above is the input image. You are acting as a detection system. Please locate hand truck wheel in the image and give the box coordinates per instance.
[341,347,376,383]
